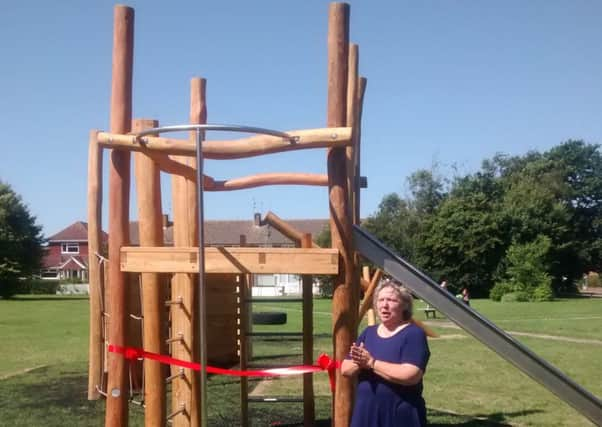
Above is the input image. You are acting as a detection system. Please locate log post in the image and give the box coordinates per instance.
[355,77,367,225]
[239,271,250,427]
[105,5,134,427]
[346,43,359,226]
[88,130,103,399]
[326,3,358,427]
[360,267,381,327]
[133,118,166,427]
[302,233,316,426]
[170,77,206,427]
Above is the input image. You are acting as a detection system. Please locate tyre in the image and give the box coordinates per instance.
[252,311,287,325]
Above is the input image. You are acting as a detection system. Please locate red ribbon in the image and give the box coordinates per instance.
[109,344,340,391]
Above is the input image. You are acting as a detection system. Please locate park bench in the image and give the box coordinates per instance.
[420,305,437,319]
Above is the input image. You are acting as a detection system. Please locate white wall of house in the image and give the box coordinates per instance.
[252,274,321,297]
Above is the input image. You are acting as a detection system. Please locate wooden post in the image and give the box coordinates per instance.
[127,274,143,391]
[105,5,134,427]
[355,77,367,225]
[302,233,315,427]
[360,267,380,327]
[346,43,359,226]
[88,130,103,400]
[133,118,166,427]
[170,77,206,427]
[326,3,358,427]
[239,272,250,427]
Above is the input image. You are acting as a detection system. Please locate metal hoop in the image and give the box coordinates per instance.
[135,123,296,143]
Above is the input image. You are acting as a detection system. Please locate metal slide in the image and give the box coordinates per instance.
[353,225,602,426]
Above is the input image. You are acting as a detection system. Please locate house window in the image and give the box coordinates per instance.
[61,242,80,254]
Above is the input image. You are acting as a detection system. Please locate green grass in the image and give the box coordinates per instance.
[1,296,601,426]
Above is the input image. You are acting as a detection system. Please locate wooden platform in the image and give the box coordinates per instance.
[120,246,339,274]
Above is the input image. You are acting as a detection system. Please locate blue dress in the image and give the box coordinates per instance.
[350,324,430,427]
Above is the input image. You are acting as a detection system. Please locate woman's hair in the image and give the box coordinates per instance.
[372,280,413,321]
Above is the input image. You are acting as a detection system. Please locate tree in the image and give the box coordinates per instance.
[490,235,554,302]
[407,169,446,215]
[499,157,574,292]
[362,193,421,263]
[545,140,602,276]
[0,182,45,298]
[418,189,507,296]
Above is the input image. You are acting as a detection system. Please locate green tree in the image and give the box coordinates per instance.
[407,169,446,215]
[499,157,574,292]
[490,235,554,302]
[362,193,421,263]
[0,182,45,298]
[418,187,507,296]
[545,140,602,277]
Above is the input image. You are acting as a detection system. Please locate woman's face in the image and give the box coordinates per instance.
[376,286,403,325]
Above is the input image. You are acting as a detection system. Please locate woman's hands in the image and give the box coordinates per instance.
[341,341,374,377]
[350,342,375,370]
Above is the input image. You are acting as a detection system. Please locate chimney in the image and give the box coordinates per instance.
[253,212,261,226]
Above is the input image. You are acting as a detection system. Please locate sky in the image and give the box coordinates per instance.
[1,1,602,237]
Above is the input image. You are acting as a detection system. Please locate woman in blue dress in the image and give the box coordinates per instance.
[341,280,430,427]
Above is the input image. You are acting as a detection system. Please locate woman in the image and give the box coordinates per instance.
[341,280,430,427]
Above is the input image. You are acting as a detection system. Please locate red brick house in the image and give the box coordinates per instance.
[41,221,108,281]
[42,215,328,294]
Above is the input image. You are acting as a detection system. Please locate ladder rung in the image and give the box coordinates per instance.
[246,332,303,338]
[245,298,303,303]
[247,396,304,403]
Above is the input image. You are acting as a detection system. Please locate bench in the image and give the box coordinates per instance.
[420,306,437,319]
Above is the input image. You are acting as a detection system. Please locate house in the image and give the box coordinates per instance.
[41,221,108,281]
[43,214,329,295]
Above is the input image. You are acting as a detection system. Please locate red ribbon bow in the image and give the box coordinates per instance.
[316,353,340,392]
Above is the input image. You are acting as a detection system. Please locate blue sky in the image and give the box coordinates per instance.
[1,1,601,236]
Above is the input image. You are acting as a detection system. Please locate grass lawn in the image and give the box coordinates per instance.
[1,295,601,426]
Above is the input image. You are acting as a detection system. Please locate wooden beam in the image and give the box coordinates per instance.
[96,127,352,159]
[209,173,328,191]
[187,76,205,427]
[120,247,339,275]
[263,211,319,247]
[355,77,367,224]
[346,43,359,226]
[105,6,134,427]
[301,234,315,426]
[87,130,103,400]
[327,4,357,427]
[133,118,166,427]
[358,268,382,328]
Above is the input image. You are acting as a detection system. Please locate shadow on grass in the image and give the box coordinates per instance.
[428,407,543,426]
[0,366,107,426]
[10,368,93,409]
[272,408,542,426]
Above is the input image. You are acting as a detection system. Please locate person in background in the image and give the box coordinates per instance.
[461,287,470,306]
[341,280,430,427]
[440,280,448,291]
